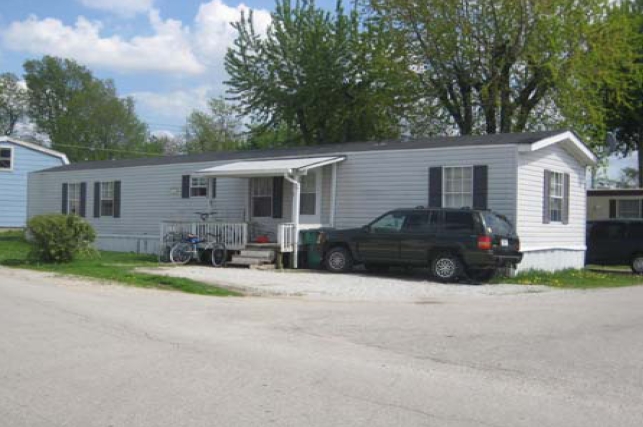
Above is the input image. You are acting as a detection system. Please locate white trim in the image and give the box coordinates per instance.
[518,131,596,166]
[521,245,586,252]
[0,136,69,164]
[0,145,15,172]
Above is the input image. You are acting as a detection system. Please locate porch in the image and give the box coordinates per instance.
[160,155,345,268]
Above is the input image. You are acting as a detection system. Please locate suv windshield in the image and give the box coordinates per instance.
[481,212,514,236]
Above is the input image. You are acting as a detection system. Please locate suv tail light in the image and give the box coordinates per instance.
[478,235,492,250]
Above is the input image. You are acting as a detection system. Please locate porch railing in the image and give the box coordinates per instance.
[160,221,248,251]
[278,223,297,253]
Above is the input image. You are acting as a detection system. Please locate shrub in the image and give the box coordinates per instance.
[26,214,96,263]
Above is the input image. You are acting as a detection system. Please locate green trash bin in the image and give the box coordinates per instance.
[300,229,323,269]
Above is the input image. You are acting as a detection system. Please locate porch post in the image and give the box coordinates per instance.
[330,162,337,227]
[285,174,300,269]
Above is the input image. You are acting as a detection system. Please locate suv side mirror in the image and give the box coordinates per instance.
[361,225,371,233]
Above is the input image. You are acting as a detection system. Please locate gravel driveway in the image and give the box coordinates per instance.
[140,266,552,301]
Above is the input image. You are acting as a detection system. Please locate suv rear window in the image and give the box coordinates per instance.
[444,211,476,232]
[481,212,514,236]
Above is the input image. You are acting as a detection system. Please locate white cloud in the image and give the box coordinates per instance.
[79,0,154,17]
[2,11,204,75]
[1,1,272,77]
[194,0,271,62]
[130,85,215,121]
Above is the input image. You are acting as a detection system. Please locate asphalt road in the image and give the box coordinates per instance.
[1,267,642,427]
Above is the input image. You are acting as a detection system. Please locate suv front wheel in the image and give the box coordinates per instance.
[431,253,464,283]
[324,246,353,273]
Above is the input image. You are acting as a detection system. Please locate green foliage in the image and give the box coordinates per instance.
[367,0,640,145]
[497,268,643,289]
[604,0,643,185]
[23,56,156,161]
[0,72,28,136]
[26,214,96,263]
[184,97,243,153]
[225,0,407,146]
[0,231,239,296]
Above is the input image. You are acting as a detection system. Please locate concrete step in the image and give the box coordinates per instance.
[229,256,272,266]
[239,250,275,260]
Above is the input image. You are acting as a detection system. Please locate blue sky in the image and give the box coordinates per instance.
[0,0,339,135]
[0,0,635,178]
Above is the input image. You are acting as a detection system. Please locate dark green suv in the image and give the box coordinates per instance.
[319,208,522,282]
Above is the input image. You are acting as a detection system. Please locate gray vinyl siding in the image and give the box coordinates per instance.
[332,145,518,229]
[28,160,249,237]
[516,144,587,250]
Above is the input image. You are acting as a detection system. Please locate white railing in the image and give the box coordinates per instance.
[278,223,297,253]
[160,221,248,251]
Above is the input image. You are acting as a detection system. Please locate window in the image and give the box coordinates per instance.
[370,212,406,233]
[549,171,564,222]
[444,211,476,232]
[617,200,641,218]
[68,183,81,215]
[251,177,273,217]
[190,176,208,197]
[100,182,115,217]
[300,173,317,216]
[403,211,438,232]
[443,166,473,208]
[0,147,12,170]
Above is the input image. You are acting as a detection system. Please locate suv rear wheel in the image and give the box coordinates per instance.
[431,253,464,283]
[324,246,353,273]
[631,254,643,274]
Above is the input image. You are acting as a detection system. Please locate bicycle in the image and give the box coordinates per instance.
[169,232,227,267]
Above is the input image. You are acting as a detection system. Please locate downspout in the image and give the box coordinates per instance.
[284,173,300,269]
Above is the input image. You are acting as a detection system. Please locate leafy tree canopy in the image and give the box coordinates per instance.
[23,56,157,161]
[0,73,28,136]
[184,97,243,153]
[367,0,641,146]
[225,0,408,146]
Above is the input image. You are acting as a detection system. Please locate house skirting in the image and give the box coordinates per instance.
[517,248,585,273]
[95,234,160,255]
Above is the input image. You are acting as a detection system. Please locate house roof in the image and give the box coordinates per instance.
[0,137,69,165]
[38,130,590,174]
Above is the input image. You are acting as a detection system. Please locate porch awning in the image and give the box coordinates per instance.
[194,156,345,178]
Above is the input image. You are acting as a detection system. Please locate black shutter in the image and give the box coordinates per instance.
[543,170,551,224]
[113,181,121,218]
[182,175,190,199]
[472,165,488,209]
[272,177,284,218]
[428,167,443,208]
[211,178,217,199]
[609,199,617,219]
[79,182,87,218]
[562,173,570,224]
[94,182,101,218]
[61,183,68,214]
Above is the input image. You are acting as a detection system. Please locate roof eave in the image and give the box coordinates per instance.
[517,131,597,166]
[0,136,69,164]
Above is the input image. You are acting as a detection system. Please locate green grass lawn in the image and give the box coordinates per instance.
[0,231,240,297]
[497,268,643,289]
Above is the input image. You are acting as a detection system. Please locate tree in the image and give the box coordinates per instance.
[225,0,407,146]
[0,73,28,136]
[367,0,639,143]
[184,97,243,153]
[605,0,643,186]
[23,56,153,161]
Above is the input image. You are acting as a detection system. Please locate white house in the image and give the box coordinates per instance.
[27,130,596,271]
